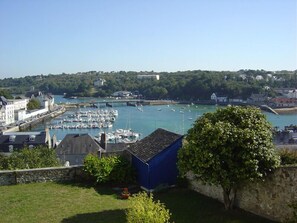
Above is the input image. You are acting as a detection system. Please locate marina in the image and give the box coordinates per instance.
[30,95,297,142]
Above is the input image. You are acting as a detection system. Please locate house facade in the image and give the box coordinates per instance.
[0,97,15,126]
[210,93,228,103]
[0,130,51,154]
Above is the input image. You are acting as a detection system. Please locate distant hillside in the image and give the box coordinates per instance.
[0,70,296,100]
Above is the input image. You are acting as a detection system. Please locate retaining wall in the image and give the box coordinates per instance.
[0,165,84,186]
[187,166,297,222]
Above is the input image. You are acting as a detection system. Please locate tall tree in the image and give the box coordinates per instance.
[178,106,280,210]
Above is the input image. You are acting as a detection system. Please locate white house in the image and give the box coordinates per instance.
[0,94,55,126]
[211,93,228,103]
[0,97,15,126]
[111,91,132,98]
[255,75,264,81]
[9,98,28,111]
[211,93,217,101]
[28,91,54,111]
[137,74,160,81]
[94,78,106,87]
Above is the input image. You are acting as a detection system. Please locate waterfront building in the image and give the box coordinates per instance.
[0,129,51,154]
[0,94,55,127]
[210,93,228,103]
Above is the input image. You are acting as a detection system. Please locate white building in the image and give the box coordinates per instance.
[94,78,106,87]
[210,93,228,103]
[285,90,297,99]
[137,74,160,81]
[28,91,54,111]
[255,75,264,81]
[111,91,132,98]
[0,103,14,126]
[0,94,54,126]
[0,96,15,126]
[10,98,28,111]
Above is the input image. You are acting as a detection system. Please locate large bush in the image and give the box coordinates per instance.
[126,192,171,223]
[0,146,60,170]
[83,154,135,184]
[178,106,280,210]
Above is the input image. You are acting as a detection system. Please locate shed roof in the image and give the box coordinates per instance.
[127,128,182,163]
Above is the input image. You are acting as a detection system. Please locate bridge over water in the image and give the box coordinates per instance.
[62,99,177,108]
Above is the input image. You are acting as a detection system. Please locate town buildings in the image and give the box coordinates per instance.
[0,94,55,127]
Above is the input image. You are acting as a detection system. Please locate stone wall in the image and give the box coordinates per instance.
[0,165,84,186]
[187,166,297,222]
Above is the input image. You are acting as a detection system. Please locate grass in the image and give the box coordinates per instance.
[0,182,276,223]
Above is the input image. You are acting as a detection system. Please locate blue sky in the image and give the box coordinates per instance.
[0,0,296,78]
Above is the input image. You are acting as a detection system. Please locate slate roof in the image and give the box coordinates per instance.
[0,132,48,152]
[56,134,102,155]
[127,128,182,163]
[104,143,131,153]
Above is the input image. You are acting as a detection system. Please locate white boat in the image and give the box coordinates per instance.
[99,129,140,143]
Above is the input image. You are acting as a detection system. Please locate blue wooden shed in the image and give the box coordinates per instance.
[127,128,183,191]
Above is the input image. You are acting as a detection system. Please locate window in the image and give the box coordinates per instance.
[29,135,36,141]
[9,135,16,142]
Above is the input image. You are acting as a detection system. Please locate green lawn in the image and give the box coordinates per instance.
[0,182,276,223]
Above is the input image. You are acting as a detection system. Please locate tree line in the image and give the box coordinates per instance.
[0,70,296,100]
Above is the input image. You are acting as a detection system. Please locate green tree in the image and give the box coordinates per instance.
[83,154,135,184]
[126,192,171,223]
[178,106,280,210]
[0,89,13,99]
[3,146,60,170]
[27,98,41,110]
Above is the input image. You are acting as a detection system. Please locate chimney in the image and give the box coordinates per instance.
[45,128,52,148]
[52,134,57,148]
[100,133,107,150]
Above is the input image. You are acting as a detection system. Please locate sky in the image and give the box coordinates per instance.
[0,0,296,78]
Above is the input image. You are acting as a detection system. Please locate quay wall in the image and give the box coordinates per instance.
[19,106,66,131]
[187,166,297,222]
[0,166,84,186]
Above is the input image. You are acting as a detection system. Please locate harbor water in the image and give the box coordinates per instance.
[31,95,297,141]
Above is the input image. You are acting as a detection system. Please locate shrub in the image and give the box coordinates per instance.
[126,192,171,223]
[83,154,135,184]
[0,154,9,170]
[27,98,41,110]
[278,149,297,165]
[2,146,60,170]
